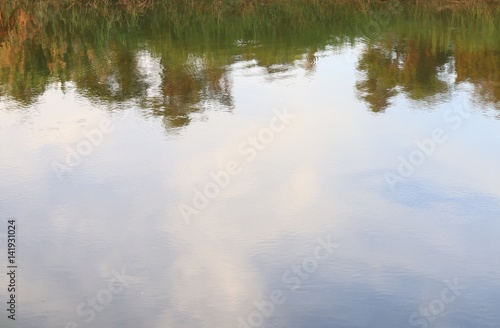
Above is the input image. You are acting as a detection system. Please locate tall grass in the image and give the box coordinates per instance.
[0,0,498,115]
[1,0,498,28]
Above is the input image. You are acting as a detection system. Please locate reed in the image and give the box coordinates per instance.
[0,0,498,111]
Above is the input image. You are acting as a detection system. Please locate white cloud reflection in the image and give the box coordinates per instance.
[0,49,500,328]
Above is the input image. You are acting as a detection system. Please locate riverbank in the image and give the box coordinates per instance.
[1,0,498,40]
[0,0,498,108]
[1,0,498,25]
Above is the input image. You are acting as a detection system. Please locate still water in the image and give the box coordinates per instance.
[0,5,499,328]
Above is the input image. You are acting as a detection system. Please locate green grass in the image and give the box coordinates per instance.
[0,0,498,114]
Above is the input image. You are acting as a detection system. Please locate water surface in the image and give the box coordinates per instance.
[0,4,499,328]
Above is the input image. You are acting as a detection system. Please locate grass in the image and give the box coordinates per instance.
[0,0,498,113]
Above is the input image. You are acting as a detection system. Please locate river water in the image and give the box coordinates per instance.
[0,5,499,328]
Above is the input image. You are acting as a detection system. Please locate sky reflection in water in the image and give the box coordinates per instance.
[0,21,500,328]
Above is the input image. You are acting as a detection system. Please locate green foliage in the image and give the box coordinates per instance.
[0,0,498,121]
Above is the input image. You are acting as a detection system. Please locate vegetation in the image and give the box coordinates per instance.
[0,0,498,128]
